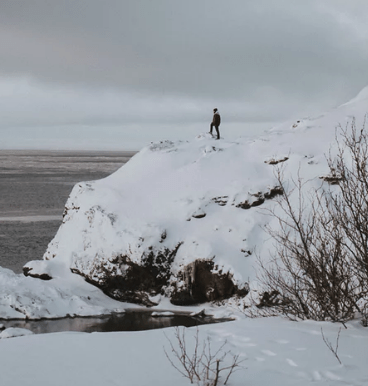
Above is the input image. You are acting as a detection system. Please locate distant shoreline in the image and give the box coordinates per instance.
[0,149,138,156]
[0,215,62,222]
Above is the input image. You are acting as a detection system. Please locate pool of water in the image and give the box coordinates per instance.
[0,310,231,334]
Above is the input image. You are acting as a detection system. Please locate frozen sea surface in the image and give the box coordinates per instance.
[0,150,136,273]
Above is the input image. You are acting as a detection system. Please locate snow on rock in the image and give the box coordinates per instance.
[22,86,368,309]
[0,267,130,319]
[0,327,34,339]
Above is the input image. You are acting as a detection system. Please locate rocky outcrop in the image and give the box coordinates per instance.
[264,186,284,199]
[69,245,247,307]
[212,196,229,206]
[192,212,206,219]
[170,260,249,306]
[235,186,283,210]
[23,267,52,281]
[319,173,343,185]
[264,156,289,165]
[71,244,182,307]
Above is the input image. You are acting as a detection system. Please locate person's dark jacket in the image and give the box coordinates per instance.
[212,111,221,126]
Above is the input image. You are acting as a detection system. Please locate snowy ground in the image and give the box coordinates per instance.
[0,317,367,386]
[1,88,368,384]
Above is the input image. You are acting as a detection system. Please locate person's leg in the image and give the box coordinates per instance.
[215,125,220,139]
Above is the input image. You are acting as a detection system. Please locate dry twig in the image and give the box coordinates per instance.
[164,327,245,385]
[321,327,342,365]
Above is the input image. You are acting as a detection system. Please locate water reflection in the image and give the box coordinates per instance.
[0,311,230,334]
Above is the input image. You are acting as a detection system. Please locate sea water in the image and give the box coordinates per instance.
[0,150,135,272]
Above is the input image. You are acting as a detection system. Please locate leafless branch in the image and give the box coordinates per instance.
[164,327,245,385]
[256,145,362,321]
[321,327,342,365]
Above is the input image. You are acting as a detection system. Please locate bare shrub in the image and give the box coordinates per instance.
[360,301,368,327]
[255,119,368,322]
[327,118,368,296]
[257,167,360,322]
[164,327,244,386]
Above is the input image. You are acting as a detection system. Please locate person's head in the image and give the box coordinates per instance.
[213,108,218,113]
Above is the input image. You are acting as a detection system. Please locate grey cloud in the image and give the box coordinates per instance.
[0,0,367,134]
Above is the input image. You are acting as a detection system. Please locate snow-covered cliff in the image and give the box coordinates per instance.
[23,86,368,308]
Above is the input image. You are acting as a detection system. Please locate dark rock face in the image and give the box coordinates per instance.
[319,174,343,185]
[249,193,265,207]
[264,156,289,165]
[70,246,248,307]
[264,186,284,199]
[71,244,182,307]
[170,260,248,305]
[192,213,206,219]
[23,267,52,281]
[236,201,252,210]
[235,186,283,210]
[212,196,229,206]
[71,248,249,306]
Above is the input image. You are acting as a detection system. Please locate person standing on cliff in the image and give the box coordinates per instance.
[210,108,221,139]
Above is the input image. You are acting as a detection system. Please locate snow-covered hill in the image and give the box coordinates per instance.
[1,86,368,386]
[18,85,368,311]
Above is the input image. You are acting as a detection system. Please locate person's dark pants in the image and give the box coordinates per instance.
[210,123,220,139]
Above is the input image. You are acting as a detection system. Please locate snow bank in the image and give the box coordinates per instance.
[0,327,33,339]
[0,267,131,319]
[0,318,366,385]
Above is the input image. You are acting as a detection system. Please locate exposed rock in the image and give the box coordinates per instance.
[149,140,175,152]
[69,242,250,306]
[106,289,157,307]
[250,193,265,207]
[292,120,301,129]
[319,174,343,185]
[23,267,52,281]
[170,260,248,306]
[62,205,80,222]
[264,186,284,199]
[241,249,252,256]
[159,230,167,243]
[235,200,251,210]
[212,196,229,206]
[192,212,206,219]
[71,244,182,307]
[264,156,289,165]
[235,186,283,210]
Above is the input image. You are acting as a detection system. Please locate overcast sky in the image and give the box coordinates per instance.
[0,0,367,150]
